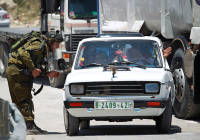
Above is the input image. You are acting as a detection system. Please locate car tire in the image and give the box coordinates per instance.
[171,48,200,119]
[63,107,79,136]
[155,98,172,133]
[63,106,68,132]
[80,120,90,130]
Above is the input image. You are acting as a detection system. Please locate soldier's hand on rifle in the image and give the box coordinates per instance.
[163,47,172,58]
[47,71,60,78]
[32,68,42,78]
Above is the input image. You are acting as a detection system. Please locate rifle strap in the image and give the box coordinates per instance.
[33,84,44,96]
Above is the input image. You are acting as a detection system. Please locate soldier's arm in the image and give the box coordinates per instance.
[17,41,43,71]
[46,71,60,78]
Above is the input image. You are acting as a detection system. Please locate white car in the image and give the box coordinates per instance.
[63,35,175,136]
[0,7,10,27]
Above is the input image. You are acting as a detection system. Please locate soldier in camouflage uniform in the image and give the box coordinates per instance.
[6,32,63,134]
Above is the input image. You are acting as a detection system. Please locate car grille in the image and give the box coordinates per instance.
[84,82,146,96]
[71,34,97,51]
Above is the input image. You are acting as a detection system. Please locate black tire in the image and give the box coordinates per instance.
[0,43,9,77]
[171,49,200,119]
[155,99,172,133]
[63,106,68,132]
[63,107,79,136]
[80,120,90,130]
[49,73,66,88]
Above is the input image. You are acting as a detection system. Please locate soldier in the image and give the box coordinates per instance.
[5,31,63,135]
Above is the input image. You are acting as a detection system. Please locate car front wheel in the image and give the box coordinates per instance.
[80,120,90,130]
[63,107,79,136]
[155,98,172,133]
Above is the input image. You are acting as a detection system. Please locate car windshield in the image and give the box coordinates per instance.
[74,39,163,69]
[68,0,97,19]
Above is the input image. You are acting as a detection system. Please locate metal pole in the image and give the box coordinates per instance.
[40,0,48,32]
[97,0,100,36]
[60,0,65,32]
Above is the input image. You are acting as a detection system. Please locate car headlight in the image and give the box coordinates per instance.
[70,84,84,95]
[145,83,160,94]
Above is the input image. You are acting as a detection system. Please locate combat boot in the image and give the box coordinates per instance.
[26,121,48,135]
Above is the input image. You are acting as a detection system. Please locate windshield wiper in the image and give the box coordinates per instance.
[81,63,104,68]
[103,65,130,71]
[108,61,146,69]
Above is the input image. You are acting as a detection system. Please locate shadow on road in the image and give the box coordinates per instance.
[177,117,200,124]
[27,132,66,136]
[78,125,181,136]
[46,132,66,135]
[196,120,200,123]
[191,119,200,123]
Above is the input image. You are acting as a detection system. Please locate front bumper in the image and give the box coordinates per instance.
[0,19,10,27]
[64,100,167,118]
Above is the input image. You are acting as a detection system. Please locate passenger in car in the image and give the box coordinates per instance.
[127,46,154,65]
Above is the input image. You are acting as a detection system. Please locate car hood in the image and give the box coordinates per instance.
[65,67,170,85]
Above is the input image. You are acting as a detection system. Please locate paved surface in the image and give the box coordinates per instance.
[0,76,200,140]
[0,27,39,35]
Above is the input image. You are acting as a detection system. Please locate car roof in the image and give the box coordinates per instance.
[97,33,144,38]
[80,36,162,47]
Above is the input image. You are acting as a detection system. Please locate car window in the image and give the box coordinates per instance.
[74,39,163,69]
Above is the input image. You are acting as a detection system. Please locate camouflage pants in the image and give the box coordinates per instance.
[6,65,34,122]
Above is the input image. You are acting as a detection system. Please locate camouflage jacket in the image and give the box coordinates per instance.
[8,36,49,74]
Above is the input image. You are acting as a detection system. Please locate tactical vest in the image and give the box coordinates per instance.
[10,32,48,67]
[24,37,48,66]
[11,31,43,52]
[0,98,10,138]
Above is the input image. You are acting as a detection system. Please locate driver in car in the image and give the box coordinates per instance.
[95,51,108,64]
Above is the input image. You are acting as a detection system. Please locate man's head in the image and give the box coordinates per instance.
[128,46,142,57]
[47,33,63,51]
[192,44,200,53]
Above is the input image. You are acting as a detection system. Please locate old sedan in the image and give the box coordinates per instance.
[0,8,10,27]
[63,35,176,136]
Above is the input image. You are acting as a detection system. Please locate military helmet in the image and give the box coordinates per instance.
[47,33,63,43]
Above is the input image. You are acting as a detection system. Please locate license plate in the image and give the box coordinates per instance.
[94,100,133,110]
